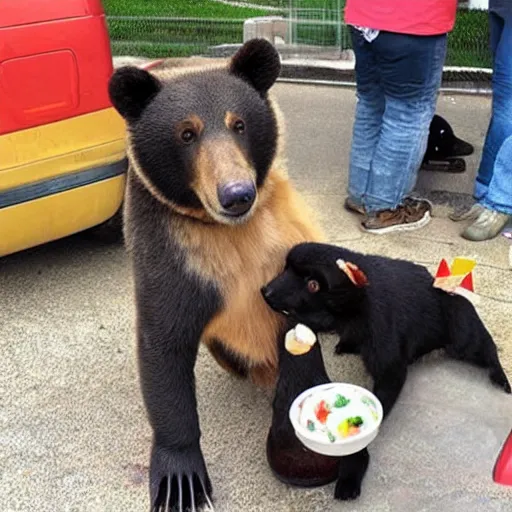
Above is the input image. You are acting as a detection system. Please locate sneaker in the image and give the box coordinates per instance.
[461,207,511,241]
[403,196,434,212]
[449,203,485,222]
[344,197,365,215]
[361,198,432,234]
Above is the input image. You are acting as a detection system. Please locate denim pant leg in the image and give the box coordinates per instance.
[363,32,447,212]
[481,135,512,214]
[475,13,512,204]
[347,28,385,207]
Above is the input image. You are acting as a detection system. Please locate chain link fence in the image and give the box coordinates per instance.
[106,1,492,69]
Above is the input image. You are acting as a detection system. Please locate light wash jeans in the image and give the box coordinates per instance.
[474,12,512,215]
[347,27,447,213]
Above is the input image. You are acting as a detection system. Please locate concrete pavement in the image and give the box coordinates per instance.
[1,83,511,512]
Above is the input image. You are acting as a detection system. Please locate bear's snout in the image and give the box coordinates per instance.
[217,181,256,216]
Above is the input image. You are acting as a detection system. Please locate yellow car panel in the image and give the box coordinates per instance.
[0,175,125,257]
[0,108,126,191]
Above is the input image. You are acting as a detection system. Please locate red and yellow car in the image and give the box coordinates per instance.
[0,0,129,256]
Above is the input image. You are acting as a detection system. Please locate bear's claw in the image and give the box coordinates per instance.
[150,444,214,512]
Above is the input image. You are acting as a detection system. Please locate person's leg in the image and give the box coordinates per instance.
[450,12,504,223]
[461,15,512,241]
[483,134,512,215]
[474,12,506,201]
[346,27,385,213]
[363,31,447,214]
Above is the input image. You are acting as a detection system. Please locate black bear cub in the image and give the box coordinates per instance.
[262,242,511,500]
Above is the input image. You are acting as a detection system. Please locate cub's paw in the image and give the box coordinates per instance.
[334,475,362,501]
[150,444,214,512]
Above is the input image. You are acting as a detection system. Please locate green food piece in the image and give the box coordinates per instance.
[348,416,363,427]
[334,394,350,408]
[327,430,336,443]
[307,420,316,432]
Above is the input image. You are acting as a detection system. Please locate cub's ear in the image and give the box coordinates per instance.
[229,38,281,96]
[336,259,369,288]
[108,66,162,121]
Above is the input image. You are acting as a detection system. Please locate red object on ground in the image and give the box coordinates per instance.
[435,259,451,279]
[493,430,512,486]
[459,272,474,292]
[344,0,457,36]
[0,0,114,135]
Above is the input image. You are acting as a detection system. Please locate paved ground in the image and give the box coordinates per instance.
[1,84,511,512]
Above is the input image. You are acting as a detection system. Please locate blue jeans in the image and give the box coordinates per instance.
[474,12,512,215]
[347,28,447,213]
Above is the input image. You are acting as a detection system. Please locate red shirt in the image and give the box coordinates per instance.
[344,0,457,36]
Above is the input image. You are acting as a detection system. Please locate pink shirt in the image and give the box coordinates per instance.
[345,0,457,36]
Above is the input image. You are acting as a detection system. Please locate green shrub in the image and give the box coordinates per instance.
[446,9,491,68]
[103,0,271,17]
[108,18,243,46]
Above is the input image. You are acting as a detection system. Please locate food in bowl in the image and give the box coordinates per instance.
[289,383,383,456]
[300,388,377,442]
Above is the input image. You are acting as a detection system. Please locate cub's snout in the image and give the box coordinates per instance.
[261,283,281,309]
[261,271,299,317]
[260,283,280,311]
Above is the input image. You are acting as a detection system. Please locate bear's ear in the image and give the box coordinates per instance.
[336,259,369,288]
[108,66,162,121]
[229,38,281,96]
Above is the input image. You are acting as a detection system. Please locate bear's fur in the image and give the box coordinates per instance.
[108,40,329,510]
[262,241,511,500]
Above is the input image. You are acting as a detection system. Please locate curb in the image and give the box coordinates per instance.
[279,63,493,95]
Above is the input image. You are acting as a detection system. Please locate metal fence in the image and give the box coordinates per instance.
[106,2,492,69]
[287,1,344,51]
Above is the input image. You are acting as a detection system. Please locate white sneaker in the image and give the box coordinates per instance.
[461,207,511,241]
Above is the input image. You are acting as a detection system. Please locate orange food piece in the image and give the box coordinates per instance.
[347,426,360,437]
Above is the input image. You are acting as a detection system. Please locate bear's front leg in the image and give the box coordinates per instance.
[334,337,362,355]
[334,448,370,500]
[334,319,367,355]
[135,262,220,512]
[266,326,341,487]
[139,328,214,511]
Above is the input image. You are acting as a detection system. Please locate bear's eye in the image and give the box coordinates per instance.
[233,120,245,134]
[307,279,320,293]
[181,129,196,145]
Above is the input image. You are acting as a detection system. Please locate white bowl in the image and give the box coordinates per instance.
[289,383,383,456]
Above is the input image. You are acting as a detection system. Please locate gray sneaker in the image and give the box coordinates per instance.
[344,197,365,215]
[449,203,485,222]
[461,207,511,241]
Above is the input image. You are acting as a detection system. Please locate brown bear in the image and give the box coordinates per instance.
[108,39,339,511]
